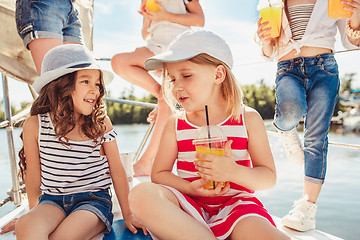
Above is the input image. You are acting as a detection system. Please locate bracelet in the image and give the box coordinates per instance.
[346,20,360,40]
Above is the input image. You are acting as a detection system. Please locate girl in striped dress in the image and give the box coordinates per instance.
[14,44,146,239]
[129,30,289,240]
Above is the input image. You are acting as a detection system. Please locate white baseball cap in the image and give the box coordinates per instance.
[33,44,114,94]
[144,30,233,71]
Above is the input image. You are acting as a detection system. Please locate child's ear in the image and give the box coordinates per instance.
[214,65,226,84]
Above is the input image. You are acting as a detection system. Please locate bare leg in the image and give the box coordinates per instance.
[15,204,65,240]
[112,47,171,176]
[230,216,289,240]
[111,47,160,98]
[129,182,216,240]
[28,38,79,74]
[133,98,172,176]
[49,209,105,240]
[304,181,322,203]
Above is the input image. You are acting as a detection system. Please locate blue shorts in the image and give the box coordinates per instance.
[38,189,114,233]
[16,0,83,48]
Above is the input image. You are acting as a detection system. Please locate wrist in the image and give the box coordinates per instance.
[122,212,133,220]
[227,163,242,184]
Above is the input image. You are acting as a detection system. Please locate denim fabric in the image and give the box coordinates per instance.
[274,53,340,184]
[16,0,83,48]
[38,189,113,233]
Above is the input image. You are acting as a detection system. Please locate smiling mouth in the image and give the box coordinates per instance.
[84,99,95,103]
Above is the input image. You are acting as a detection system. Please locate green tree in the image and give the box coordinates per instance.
[333,73,357,116]
[242,80,276,119]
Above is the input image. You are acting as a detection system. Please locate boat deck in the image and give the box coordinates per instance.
[0,177,343,240]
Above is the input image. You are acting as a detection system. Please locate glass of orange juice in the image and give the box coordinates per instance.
[328,0,353,19]
[146,0,159,12]
[257,0,283,38]
[193,125,227,190]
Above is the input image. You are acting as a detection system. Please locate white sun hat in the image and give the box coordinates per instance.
[144,30,233,71]
[32,44,114,94]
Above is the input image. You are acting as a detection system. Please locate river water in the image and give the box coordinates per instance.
[0,123,359,239]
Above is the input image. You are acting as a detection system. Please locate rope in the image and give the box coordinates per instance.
[0,187,26,207]
[233,48,360,68]
[96,48,360,68]
[267,131,360,150]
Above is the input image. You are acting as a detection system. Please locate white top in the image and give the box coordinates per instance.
[147,0,191,36]
[263,0,359,61]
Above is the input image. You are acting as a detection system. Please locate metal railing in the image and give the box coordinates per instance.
[1,74,22,207]
[1,72,360,209]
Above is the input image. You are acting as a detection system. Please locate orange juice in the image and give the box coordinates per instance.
[195,146,226,190]
[146,0,159,12]
[328,0,353,19]
[259,7,282,38]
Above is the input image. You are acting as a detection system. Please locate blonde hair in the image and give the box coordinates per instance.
[162,53,243,120]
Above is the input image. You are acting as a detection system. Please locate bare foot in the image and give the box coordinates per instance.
[147,106,158,123]
[133,160,152,177]
[134,97,172,177]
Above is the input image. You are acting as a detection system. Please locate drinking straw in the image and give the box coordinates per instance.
[267,0,272,7]
[205,105,216,189]
[205,105,211,142]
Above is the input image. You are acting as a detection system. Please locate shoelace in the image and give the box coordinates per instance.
[282,130,301,154]
[289,200,315,219]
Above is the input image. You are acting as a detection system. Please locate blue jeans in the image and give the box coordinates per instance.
[38,189,113,233]
[16,0,83,48]
[274,53,340,184]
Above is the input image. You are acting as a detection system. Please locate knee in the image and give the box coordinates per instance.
[15,214,31,235]
[276,101,305,130]
[111,53,128,73]
[129,182,158,215]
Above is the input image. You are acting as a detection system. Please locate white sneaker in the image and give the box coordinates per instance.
[282,197,317,232]
[278,128,304,164]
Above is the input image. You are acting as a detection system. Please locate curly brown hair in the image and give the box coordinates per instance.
[18,71,107,181]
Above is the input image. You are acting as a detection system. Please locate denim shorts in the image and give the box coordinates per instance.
[38,189,113,233]
[16,0,83,48]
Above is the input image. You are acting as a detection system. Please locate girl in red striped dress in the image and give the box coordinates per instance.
[129,30,289,240]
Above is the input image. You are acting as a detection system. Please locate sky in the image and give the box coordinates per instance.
[1,0,360,108]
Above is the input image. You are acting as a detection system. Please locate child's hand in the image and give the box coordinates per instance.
[256,17,272,46]
[194,140,237,183]
[141,1,169,21]
[124,214,148,236]
[189,178,230,197]
[0,218,17,235]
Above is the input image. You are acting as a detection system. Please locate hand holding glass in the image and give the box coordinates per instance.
[257,0,283,38]
[193,125,227,190]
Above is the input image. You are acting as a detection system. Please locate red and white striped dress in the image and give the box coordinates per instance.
[162,108,276,239]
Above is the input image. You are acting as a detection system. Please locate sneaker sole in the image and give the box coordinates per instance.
[282,219,316,232]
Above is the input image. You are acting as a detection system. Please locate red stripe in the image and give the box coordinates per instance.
[177,119,196,130]
[178,139,196,152]
[227,137,247,149]
[235,160,251,168]
[177,190,205,219]
[211,204,275,237]
[177,161,196,172]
